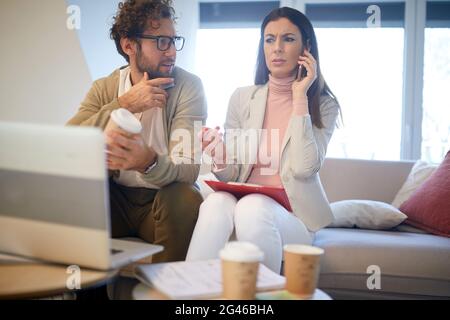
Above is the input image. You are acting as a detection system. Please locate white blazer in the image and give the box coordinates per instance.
[213,84,340,232]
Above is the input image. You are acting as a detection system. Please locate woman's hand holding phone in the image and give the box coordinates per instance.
[199,126,227,169]
[292,49,318,101]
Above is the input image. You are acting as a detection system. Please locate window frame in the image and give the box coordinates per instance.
[402,0,425,161]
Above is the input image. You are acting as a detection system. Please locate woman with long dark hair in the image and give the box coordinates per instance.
[187,7,340,273]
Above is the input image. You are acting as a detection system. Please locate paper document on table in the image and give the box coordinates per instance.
[134,259,285,300]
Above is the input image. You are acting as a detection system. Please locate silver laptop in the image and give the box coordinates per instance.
[0,121,163,270]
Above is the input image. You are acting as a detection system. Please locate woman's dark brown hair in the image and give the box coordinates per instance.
[255,7,339,129]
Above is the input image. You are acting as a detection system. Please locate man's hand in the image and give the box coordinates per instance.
[118,72,174,114]
[106,130,156,174]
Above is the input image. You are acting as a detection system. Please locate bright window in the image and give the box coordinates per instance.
[317,28,405,161]
[195,1,449,163]
[195,28,260,127]
[421,28,450,163]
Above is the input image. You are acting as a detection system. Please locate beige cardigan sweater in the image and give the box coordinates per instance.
[67,66,207,187]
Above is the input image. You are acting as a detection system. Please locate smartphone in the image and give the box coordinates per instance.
[297,42,310,80]
[296,63,308,81]
[160,81,175,90]
[297,65,307,81]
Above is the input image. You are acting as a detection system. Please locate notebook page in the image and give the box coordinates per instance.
[135,259,285,300]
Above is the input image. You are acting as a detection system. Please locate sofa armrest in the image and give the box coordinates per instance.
[320,158,415,203]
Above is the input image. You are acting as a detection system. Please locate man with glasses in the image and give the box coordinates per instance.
[67,0,207,264]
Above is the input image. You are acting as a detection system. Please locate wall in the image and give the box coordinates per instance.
[0,0,92,125]
[173,0,199,73]
[0,0,199,126]
[67,0,199,80]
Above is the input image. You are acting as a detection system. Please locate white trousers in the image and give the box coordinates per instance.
[186,192,313,273]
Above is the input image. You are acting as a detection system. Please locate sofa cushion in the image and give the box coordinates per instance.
[394,223,430,234]
[329,200,407,230]
[392,160,438,208]
[400,151,450,237]
[314,228,450,298]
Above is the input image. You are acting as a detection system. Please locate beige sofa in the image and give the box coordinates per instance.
[315,158,450,300]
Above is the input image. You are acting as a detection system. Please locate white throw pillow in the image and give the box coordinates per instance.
[329,200,407,230]
[391,160,438,208]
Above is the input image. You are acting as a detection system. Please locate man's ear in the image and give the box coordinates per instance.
[120,37,137,58]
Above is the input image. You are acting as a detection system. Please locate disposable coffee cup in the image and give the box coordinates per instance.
[105,108,142,142]
[220,242,264,300]
[283,244,324,299]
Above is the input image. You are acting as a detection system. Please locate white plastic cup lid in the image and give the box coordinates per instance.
[110,108,142,134]
[283,244,324,256]
[220,241,264,262]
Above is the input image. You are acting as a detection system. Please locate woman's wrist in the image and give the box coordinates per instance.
[213,162,227,171]
[292,94,309,116]
[293,92,308,103]
[213,155,227,170]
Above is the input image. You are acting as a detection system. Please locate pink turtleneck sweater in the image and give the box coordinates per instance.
[246,75,308,187]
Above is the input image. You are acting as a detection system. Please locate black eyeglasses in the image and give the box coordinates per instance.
[135,34,186,51]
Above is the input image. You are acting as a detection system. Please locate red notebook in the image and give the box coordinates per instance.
[204,180,292,212]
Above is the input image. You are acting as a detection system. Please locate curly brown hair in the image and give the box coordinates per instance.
[110,0,176,62]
